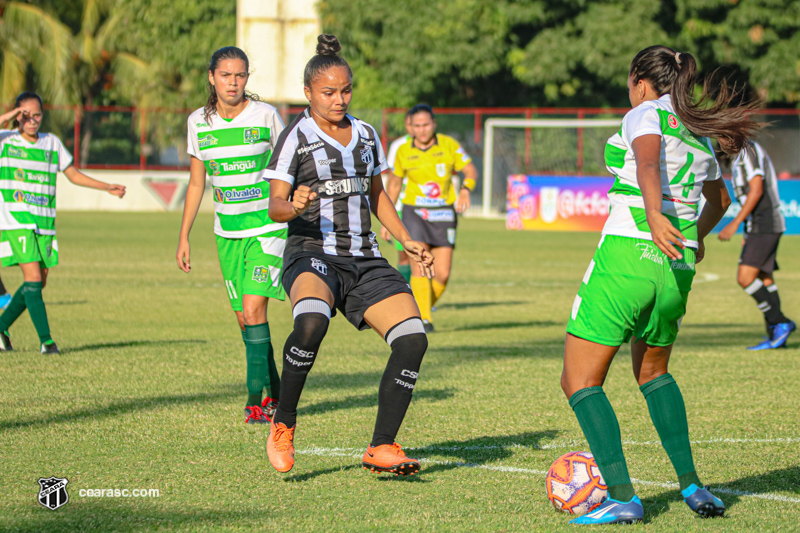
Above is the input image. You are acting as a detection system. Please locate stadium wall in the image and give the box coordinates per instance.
[55,171,213,212]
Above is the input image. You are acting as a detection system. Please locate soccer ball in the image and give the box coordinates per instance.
[545,451,608,515]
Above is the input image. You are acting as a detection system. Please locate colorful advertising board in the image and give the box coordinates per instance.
[507,174,800,235]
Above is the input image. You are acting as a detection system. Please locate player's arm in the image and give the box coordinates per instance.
[0,107,23,125]
[370,176,434,278]
[62,166,126,197]
[632,134,685,260]
[718,175,762,241]
[176,156,207,272]
[268,180,316,222]
[384,171,403,205]
[697,178,732,263]
[456,162,478,213]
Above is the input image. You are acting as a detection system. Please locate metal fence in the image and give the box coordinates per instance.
[27,104,800,180]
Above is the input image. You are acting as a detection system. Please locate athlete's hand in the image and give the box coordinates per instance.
[380,226,393,242]
[176,239,191,273]
[696,239,705,264]
[647,212,686,260]
[403,240,434,279]
[717,222,737,242]
[455,188,471,213]
[292,185,317,216]
[0,107,24,125]
[107,184,126,198]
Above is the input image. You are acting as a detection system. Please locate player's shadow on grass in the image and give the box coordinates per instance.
[65,339,207,353]
[47,299,89,306]
[0,385,239,431]
[450,320,558,332]
[436,300,526,310]
[302,371,383,390]
[426,342,563,360]
[410,430,559,477]
[301,388,454,417]
[284,464,362,483]
[674,323,772,347]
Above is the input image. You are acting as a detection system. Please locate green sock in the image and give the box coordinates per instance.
[21,282,52,344]
[267,334,281,400]
[570,386,636,502]
[398,264,411,283]
[244,323,271,406]
[640,373,702,491]
[0,285,27,332]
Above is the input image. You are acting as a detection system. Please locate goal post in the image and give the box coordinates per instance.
[481,118,622,218]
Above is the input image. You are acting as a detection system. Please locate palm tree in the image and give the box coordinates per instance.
[0,0,155,163]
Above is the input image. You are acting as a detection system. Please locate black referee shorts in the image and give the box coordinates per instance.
[401,204,457,249]
[282,252,413,331]
[740,232,782,273]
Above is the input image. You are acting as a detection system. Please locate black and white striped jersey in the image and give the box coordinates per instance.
[265,109,388,258]
[731,141,785,234]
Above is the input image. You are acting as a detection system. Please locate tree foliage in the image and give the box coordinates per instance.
[320,0,800,108]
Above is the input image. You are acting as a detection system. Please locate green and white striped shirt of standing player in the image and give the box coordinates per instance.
[186,100,288,307]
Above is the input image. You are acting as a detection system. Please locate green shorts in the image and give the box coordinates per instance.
[216,229,287,312]
[566,235,696,347]
[0,229,59,268]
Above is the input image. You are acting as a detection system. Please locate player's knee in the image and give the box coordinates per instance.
[242,307,265,326]
[383,318,428,392]
[738,270,757,288]
[283,298,331,373]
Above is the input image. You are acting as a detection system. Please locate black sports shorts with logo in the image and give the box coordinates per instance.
[740,232,782,273]
[282,252,413,330]
[401,204,457,248]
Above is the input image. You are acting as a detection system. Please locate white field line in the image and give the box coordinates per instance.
[295,438,800,504]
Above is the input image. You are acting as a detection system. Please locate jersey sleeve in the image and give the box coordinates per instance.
[621,103,661,146]
[268,110,285,147]
[386,136,405,171]
[372,128,389,176]
[450,138,472,172]
[745,144,766,181]
[705,138,722,181]
[265,126,300,186]
[187,116,201,159]
[52,135,74,171]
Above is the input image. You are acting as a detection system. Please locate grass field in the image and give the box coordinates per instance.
[0,212,798,532]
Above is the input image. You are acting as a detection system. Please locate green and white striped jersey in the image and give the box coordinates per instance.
[187,100,287,238]
[603,94,720,249]
[0,130,72,235]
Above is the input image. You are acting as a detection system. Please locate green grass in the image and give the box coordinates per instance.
[0,213,798,532]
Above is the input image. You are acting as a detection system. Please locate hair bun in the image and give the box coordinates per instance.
[316,34,341,56]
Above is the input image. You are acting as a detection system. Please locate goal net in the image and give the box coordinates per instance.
[481,118,622,217]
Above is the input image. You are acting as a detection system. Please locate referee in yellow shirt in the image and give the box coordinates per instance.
[387,104,479,332]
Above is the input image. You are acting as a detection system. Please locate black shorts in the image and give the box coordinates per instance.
[401,204,457,248]
[740,232,782,273]
[282,252,412,330]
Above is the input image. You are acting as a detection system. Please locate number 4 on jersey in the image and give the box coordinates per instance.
[670,152,696,198]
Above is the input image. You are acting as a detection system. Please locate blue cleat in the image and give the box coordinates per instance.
[769,321,796,349]
[748,337,774,351]
[682,484,725,517]
[569,496,643,525]
[0,293,10,311]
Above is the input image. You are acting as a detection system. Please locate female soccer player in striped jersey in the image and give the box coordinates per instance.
[561,46,759,525]
[264,34,434,476]
[0,92,126,354]
[176,47,286,425]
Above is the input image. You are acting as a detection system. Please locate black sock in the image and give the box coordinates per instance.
[272,299,330,428]
[765,284,789,324]
[745,279,785,326]
[0,276,6,295]
[371,318,427,447]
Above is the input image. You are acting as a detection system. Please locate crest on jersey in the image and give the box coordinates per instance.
[360,147,373,165]
[243,128,261,144]
[668,114,679,129]
[436,163,447,177]
[14,168,25,181]
[12,190,24,202]
[38,477,69,510]
[209,160,221,176]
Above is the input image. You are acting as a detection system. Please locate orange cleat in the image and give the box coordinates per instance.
[362,443,420,476]
[267,421,296,473]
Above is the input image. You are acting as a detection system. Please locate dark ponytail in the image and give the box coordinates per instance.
[204,46,261,123]
[12,91,43,128]
[303,34,352,87]
[630,45,761,154]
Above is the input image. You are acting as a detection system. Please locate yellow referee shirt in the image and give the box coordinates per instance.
[394,134,471,207]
